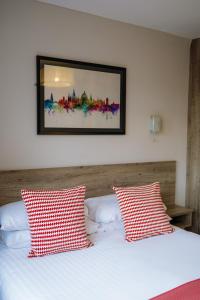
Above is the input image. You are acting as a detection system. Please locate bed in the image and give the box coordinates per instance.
[0,161,200,300]
[1,227,200,300]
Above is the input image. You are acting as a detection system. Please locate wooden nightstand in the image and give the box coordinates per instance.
[167,205,193,229]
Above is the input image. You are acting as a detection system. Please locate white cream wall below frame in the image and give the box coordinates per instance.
[0,0,190,206]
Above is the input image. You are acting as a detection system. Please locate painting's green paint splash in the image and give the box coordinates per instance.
[44,90,120,116]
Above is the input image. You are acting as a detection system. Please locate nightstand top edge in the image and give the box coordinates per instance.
[167,205,193,217]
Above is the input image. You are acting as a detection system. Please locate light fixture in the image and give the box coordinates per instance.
[40,65,74,88]
[149,114,162,135]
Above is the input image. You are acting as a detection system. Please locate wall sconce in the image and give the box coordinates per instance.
[149,114,162,135]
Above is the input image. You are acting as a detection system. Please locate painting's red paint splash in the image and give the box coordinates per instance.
[44,90,120,116]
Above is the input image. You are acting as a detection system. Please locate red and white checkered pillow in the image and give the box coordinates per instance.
[21,186,92,257]
[113,182,173,242]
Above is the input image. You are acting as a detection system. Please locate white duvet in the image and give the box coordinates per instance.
[0,227,200,300]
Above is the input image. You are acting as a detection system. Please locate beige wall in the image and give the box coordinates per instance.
[0,0,190,205]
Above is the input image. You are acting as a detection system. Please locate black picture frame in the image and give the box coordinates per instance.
[37,55,126,135]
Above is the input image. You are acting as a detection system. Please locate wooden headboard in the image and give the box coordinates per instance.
[0,161,176,207]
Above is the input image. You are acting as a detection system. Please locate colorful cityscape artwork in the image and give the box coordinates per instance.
[44,90,120,116]
[37,56,126,134]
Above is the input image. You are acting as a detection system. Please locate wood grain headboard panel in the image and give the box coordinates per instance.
[0,161,176,207]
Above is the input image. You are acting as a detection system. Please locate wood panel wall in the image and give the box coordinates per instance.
[0,161,175,207]
[186,38,200,233]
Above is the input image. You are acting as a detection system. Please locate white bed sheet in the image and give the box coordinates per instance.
[0,227,200,300]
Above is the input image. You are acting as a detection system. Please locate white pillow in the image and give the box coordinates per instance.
[85,217,99,235]
[0,200,90,231]
[0,201,28,231]
[162,203,172,220]
[85,194,121,223]
[0,217,98,248]
[85,194,169,224]
[97,220,124,233]
[1,230,31,248]
[84,205,89,216]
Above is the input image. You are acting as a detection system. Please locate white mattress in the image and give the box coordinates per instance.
[0,227,200,300]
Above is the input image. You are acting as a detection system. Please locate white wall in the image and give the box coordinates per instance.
[0,0,190,205]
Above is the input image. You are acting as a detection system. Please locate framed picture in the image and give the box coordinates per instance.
[37,55,126,135]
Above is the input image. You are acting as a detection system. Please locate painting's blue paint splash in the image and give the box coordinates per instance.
[44,90,120,116]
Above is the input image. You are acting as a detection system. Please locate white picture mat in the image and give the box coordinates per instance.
[44,65,121,129]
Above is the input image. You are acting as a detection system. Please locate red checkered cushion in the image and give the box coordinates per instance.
[21,186,92,257]
[113,182,173,242]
